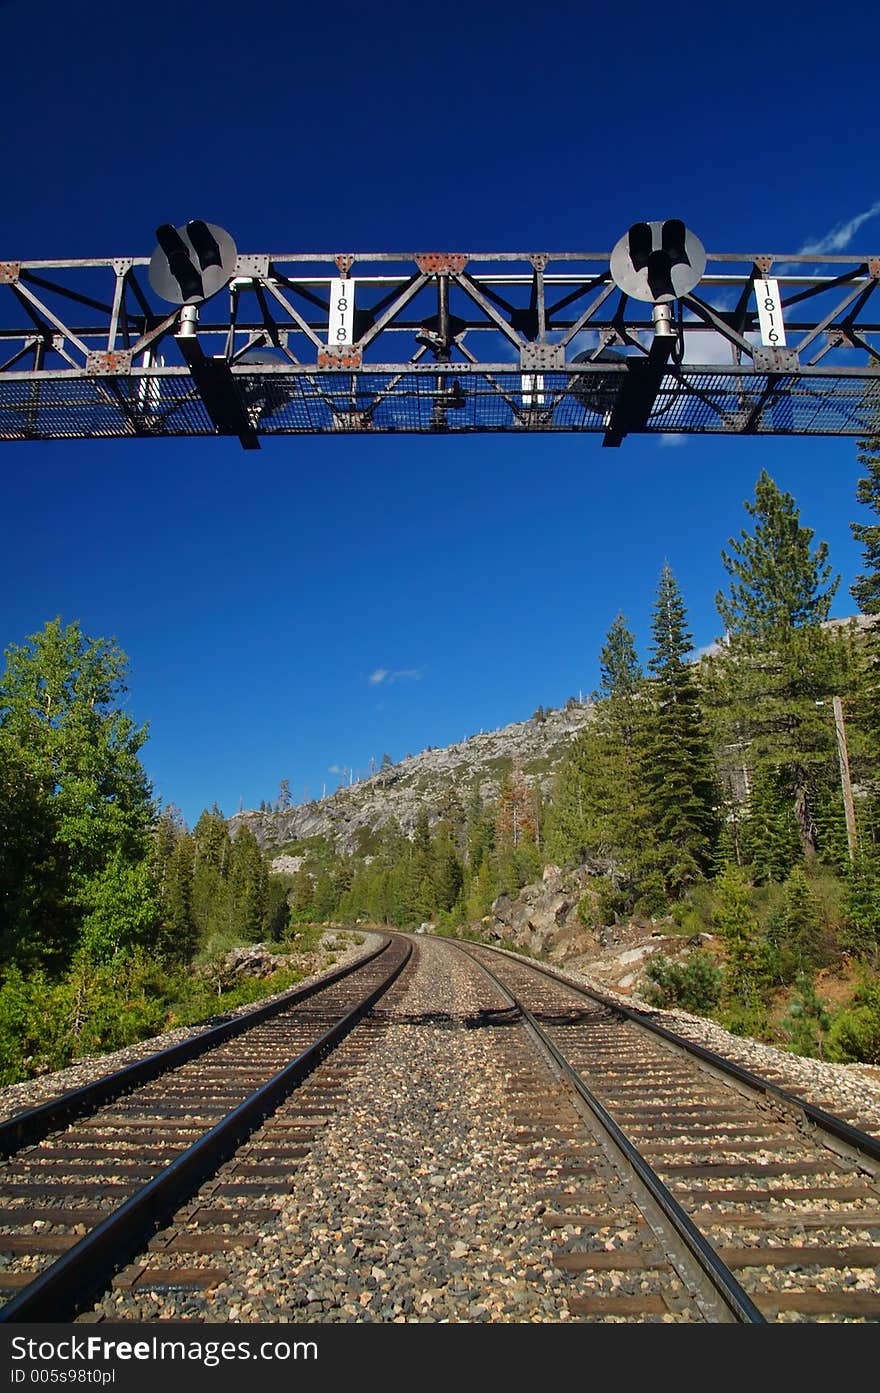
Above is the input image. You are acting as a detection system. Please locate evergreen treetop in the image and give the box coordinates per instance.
[716,471,839,642]
[599,613,643,702]
[851,439,880,615]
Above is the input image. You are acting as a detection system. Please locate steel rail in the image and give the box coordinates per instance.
[0,938,411,1323]
[0,934,392,1158]
[472,941,880,1172]
[451,939,764,1323]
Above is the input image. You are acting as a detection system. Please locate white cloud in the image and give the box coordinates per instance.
[328,763,342,774]
[657,433,687,448]
[683,329,760,366]
[368,667,424,686]
[799,201,880,256]
[689,640,723,663]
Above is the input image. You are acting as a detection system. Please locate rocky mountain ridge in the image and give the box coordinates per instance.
[228,701,594,859]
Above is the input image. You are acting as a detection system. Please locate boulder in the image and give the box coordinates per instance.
[487,866,596,961]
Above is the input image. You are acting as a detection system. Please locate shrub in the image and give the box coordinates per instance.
[781,974,831,1059]
[632,871,669,918]
[841,854,880,963]
[825,972,880,1064]
[718,998,773,1040]
[643,950,723,1014]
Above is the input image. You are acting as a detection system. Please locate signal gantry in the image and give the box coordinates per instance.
[1,219,877,449]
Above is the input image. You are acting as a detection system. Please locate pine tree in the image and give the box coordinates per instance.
[312,871,337,922]
[229,826,269,940]
[599,612,642,719]
[841,853,880,963]
[159,832,197,959]
[495,766,535,851]
[768,865,827,981]
[432,821,464,912]
[712,472,848,865]
[465,790,494,874]
[291,865,315,919]
[850,438,880,848]
[545,614,650,894]
[494,766,540,895]
[851,439,880,616]
[191,805,233,940]
[643,565,720,894]
[713,863,773,1010]
[466,857,497,921]
[716,471,839,641]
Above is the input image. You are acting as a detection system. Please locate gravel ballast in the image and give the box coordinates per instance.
[4,931,880,1324]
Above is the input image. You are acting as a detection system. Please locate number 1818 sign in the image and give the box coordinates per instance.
[754,278,786,347]
[328,278,356,346]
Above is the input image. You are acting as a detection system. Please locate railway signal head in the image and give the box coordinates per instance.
[569,347,625,418]
[236,347,296,424]
[149,220,238,305]
[610,219,705,303]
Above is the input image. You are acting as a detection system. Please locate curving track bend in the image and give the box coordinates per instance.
[1,931,879,1323]
[0,934,409,1321]
[457,941,880,1322]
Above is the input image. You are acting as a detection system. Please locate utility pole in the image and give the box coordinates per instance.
[832,696,858,862]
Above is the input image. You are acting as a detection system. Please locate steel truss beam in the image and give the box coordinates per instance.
[0,248,878,448]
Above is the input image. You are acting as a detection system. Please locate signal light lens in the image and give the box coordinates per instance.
[155,224,204,302]
[186,220,223,273]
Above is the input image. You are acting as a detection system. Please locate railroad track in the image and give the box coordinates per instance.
[455,940,880,1322]
[0,934,411,1322]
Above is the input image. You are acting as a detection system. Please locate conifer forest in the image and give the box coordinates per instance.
[1,446,879,1084]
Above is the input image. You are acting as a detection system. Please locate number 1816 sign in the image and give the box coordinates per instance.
[754,278,786,347]
[328,278,356,346]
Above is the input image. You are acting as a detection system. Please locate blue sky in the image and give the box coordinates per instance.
[2,0,878,828]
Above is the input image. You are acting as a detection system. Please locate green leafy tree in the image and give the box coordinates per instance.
[0,618,154,966]
[312,871,337,922]
[600,612,643,723]
[0,736,63,966]
[79,850,161,964]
